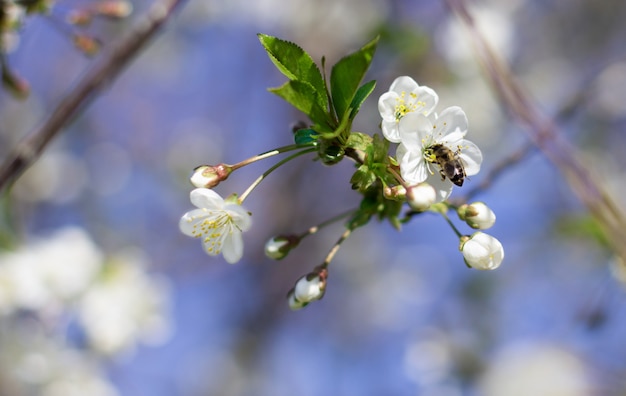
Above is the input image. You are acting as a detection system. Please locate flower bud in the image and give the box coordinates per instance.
[287,288,307,310]
[286,266,328,310]
[458,202,496,229]
[460,232,504,270]
[407,183,436,212]
[294,272,326,303]
[264,235,299,260]
[189,164,232,189]
[383,185,406,201]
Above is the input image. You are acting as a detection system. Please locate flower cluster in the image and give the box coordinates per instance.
[178,35,505,311]
[379,76,503,270]
[379,76,483,202]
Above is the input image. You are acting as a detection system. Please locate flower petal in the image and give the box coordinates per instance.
[179,209,208,237]
[221,229,244,264]
[381,120,401,143]
[413,86,439,116]
[425,173,454,202]
[225,204,252,231]
[397,144,428,185]
[389,76,419,93]
[190,188,224,210]
[431,106,468,143]
[378,92,400,122]
[398,112,432,151]
[458,139,483,176]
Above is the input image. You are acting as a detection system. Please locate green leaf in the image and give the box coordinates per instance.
[346,132,373,152]
[330,36,379,120]
[269,80,332,129]
[366,134,389,164]
[258,34,328,110]
[348,80,376,119]
[294,128,318,145]
[350,164,376,191]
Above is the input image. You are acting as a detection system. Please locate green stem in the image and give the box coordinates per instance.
[441,211,463,239]
[321,227,353,268]
[238,147,316,204]
[298,208,356,239]
[231,143,315,171]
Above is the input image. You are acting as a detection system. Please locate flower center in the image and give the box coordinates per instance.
[190,212,237,254]
[394,91,424,121]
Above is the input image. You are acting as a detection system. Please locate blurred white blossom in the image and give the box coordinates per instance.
[478,342,591,396]
[78,252,171,355]
[0,227,103,313]
[0,322,119,396]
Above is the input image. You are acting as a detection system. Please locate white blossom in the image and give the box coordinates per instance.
[78,252,170,355]
[461,232,504,270]
[0,227,103,313]
[395,107,482,196]
[179,188,252,263]
[378,76,439,143]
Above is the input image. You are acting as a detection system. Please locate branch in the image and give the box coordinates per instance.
[0,0,188,192]
[445,0,626,263]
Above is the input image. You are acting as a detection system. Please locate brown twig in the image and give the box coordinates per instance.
[445,0,626,262]
[0,0,188,192]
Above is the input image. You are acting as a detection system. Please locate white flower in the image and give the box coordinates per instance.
[378,76,439,143]
[460,202,496,229]
[395,107,483,195]
[78,254,170,355]
[0,227,103,313]
[179,188,252,264]
[461,232,504,270]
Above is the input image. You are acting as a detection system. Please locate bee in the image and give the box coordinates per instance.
[427,144,466,187]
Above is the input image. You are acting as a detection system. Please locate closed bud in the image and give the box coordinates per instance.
[264,235,299,260]
[407,183,436,212]
[460,232,504,270]
[286,266,328,310]
[287,288,307,310]
[189,164,232,189]
[383,185,406,201]
[458,202,496,229]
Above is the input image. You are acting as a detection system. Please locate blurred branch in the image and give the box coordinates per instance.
[446,0,626,262]
[0,0,188,192]
[462,141,535,202]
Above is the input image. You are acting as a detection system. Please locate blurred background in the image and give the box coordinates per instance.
[1,0,626,395]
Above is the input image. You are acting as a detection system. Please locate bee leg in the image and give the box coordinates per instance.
[439,169,446,181]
